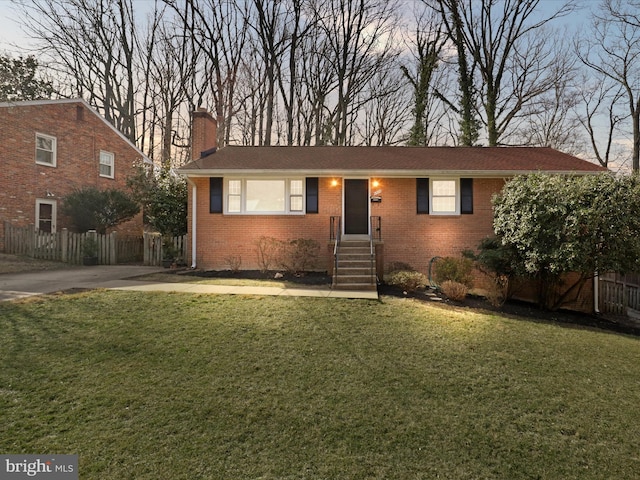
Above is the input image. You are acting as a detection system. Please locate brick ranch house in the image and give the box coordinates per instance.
[0,98,151,250]
[179,110,606,295]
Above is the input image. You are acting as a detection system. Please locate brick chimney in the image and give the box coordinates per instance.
[191,108,218,160]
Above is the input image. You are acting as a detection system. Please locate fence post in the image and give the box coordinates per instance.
[61,228,69,263]
[143,232,149,265]
[87,230,98,264]
[27,224,35,257]
[109,231,117,265]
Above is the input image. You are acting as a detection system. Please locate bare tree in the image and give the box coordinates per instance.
[169,0,249,147]
[512,46,585,154]
[275,0,317,145]
[577,0,640,171]
[401,6,451,146]
[296,23,337,145]
[246,0,289,145]
[315,0,401,145]
[430,0,576,146]
[18,0,141,142]
[138,4,204,167]
[576,74,626,169]
[359,68,411,146]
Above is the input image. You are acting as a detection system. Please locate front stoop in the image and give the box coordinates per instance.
[333,240,377,291]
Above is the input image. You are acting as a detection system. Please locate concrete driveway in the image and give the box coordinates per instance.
[0,265,165,302]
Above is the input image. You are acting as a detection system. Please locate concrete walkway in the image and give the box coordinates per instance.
[101,279,379,300]
[0,266,379,301]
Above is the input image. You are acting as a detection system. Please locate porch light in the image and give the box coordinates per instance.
[371,180,380,188]
[331,179,339,187]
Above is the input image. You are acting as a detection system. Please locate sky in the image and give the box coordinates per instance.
[0,0,627,168]
[0,0,598,52]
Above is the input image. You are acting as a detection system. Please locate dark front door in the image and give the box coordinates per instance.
[344,179,369,235]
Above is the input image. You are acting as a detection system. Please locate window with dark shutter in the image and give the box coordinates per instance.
[461,178,473,214]
[210,177,223,213]
[417,178,429,214]
[306,177,319,214]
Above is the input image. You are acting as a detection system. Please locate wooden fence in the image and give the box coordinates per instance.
[598,272,640,318]
[2,222,185,266]
[143,232,188,267]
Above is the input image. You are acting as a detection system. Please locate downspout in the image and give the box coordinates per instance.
[594,272,600,314]
[186,176,197,269]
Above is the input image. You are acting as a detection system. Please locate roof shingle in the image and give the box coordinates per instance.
[178,146,606,176]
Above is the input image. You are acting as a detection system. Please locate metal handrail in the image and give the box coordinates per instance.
[330,216,341,283]
[370,216,382,241]
[370,230,375,285]
[369,216,381,285]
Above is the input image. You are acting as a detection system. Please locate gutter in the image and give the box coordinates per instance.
[176,169,606,178]
[185,176,197,269]
[594,272,600,314]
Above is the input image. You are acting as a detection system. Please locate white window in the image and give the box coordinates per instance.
[99,151,115,178]
[431,179,459,215]
[35,133,56,167]
[290,180,303,212]
[227,180,242,213]
[225,178,305,214]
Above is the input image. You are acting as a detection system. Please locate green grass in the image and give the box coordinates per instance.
[133,271,324,288]
[2,291,640,479]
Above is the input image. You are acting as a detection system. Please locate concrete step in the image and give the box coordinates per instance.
[336,267,372,276]
[339,240,370,248]
[335,273,375,283]
[333,240,377,292]
[333,283,377,291]
[338,253,372,262]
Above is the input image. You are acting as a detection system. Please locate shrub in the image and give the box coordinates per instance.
[255,236,281,272]
[279,238,320,273]
[255,237,320,274]
[62,187,140,234]
[440,280,468,301]
[225,255,242,272]
[386,270,428,292]
[433,257,474,288]
[464,237,519,305]
[385,261,414,274]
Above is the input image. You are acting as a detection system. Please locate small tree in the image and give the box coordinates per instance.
[127,163,187,237]
[62,187,140,234]
[493,173,640,309]
[0,54,54,101]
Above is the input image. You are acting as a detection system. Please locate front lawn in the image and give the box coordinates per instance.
[2,291,640,479]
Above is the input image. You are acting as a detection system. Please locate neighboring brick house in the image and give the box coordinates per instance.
[0,98,151,249]
[178,110,606,292]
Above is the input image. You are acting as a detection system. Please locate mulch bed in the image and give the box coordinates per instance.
[176,269,640,337]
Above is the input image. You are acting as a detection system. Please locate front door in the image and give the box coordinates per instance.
[344,179,369,235]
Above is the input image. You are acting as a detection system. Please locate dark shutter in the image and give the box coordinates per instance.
[417,178,429,214]
[306,177,319,214]
[210,177,223,213]
[461,178,473,214]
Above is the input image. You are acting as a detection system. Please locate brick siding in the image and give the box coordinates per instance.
[0,101,145,249]
[187,176,504,275]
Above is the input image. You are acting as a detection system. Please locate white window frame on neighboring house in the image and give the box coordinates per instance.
[99,150,115,178]
[430,178,460,215]
[35,199,57,233]
[35,132,57,167]
[224,178,305,215]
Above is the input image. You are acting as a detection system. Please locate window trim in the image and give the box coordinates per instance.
[430,178,460,215]
[99,150,115,178]
[35,132,57,167]
[224,177,306,215]
[35,198,57,233]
